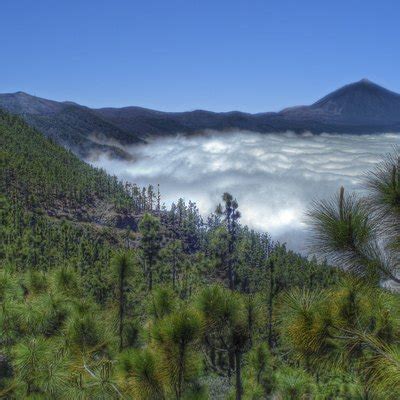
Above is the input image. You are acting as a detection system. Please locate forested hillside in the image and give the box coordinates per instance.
[1,109,400,399]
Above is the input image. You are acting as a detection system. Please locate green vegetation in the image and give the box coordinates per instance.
[1,109,399,398]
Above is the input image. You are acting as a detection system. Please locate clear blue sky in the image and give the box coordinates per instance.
[1,0,399,112]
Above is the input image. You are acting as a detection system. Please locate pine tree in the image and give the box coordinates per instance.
[197,285,252,400]
[159,240,184,290]
[111,250,134,351]
[139,214,162,291]
[152,308,203,399]
[216,193,241,290]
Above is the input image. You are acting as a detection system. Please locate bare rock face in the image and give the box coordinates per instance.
[45,197,141,234]
[96,208,141,231]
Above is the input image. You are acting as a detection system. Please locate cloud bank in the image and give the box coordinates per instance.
[91,131,400,252]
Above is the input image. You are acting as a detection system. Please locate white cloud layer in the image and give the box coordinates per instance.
[91,131,400,252]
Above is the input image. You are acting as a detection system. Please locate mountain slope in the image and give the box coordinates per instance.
[0,109,123,277]
[311,79,400,122]
[0,92,143,159]
[0,109,148,228]
[1,80,400,159]
[95,107,260,138]
[279,79,400,125]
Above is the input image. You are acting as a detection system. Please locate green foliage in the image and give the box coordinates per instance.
[139,213,162,291]
[64,303,107,353]
[111,250,135,350]
[243,343,274,397]
[152,308,203,399]
[122,349,165,400]
[12,336,70,397]
[308,157,400,284]
[274,367,316,399]
[148,286,177,320]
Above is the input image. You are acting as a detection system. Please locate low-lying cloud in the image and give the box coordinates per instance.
[91,131,400,252]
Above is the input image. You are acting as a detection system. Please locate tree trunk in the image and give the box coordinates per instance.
[148,258,153,291]
[176,344,185,400]
[118,271,125,351]
[267,260,274,349]
[228,264,235,291]
[228,350,235,381]
[210,347,216,367]
[172,258,176,290]
[235,350,242,400]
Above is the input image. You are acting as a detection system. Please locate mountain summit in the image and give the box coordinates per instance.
[0,79,399,158]
[317,79,400,122]
[281,79,400,124]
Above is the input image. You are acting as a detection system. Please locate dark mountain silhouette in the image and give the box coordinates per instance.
[0,92,143,159]
[1,79,399,159]
[277,79,400,127]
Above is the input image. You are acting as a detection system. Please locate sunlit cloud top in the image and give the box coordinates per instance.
[91,131,400,252]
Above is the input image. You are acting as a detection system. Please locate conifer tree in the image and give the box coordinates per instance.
[307,152,400,284]
[216,193,241,290]
[197,285,251,400]
[139,213,162,291]
[152,308,203,399]
[111,250,134,351]
[159,240,184,290]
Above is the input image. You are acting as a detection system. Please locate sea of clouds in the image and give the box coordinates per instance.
[91,131,400,252]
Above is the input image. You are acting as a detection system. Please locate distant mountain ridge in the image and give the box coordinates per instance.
[0,91,143,159]
[1,79,400,159]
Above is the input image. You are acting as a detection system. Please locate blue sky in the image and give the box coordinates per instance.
[1,0,399,112]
